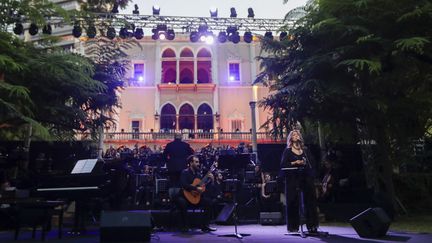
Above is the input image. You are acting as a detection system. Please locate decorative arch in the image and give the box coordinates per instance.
[180,48,194,57]
[160,103,176,131]
[178,103,194,130]
[197,48,212,57]
[162,48,176,58]
[197,103,213,131]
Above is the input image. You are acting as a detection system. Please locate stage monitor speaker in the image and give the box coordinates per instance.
[349,207,390,238]
[260,212,284,225]
[100,211,151,242]
[215,203,235,225]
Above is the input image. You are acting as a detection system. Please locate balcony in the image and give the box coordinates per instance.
[76,131,285,145]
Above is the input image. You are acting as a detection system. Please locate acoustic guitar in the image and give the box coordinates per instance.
[183,162,217,205]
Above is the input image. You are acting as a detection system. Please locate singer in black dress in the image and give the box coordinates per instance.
[280,130,318,233]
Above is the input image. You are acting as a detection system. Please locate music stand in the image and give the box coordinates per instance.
[217,154,251,239]
[281,167,328,238]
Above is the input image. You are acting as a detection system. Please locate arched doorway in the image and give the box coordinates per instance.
[160,104,176,131]
[178,104,194,130]
[197,104,213,131]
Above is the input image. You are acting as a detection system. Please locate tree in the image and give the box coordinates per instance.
[257,0,432,215]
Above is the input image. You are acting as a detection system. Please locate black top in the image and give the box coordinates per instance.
[180,168,202,192]
[163,139,194,172]
[280,147,315,177]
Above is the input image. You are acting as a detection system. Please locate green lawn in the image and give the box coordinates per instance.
[321,213,432,233]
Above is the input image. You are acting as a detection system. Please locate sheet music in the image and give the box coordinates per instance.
[71,159,98,174]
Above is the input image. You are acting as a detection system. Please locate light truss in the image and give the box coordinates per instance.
[71,10,305,33]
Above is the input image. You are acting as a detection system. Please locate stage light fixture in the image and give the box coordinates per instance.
[72,24,82,38]
[132,4,139,14]
[42,24,52,35]
[107,27,116,39]
[230,7,237,18]
[205,33,215,44]
[244,31,253,43]
[134,28,144,39]
[264,31,274,40]
[190,31,199,42]
[153,5,160,15]
[279,31,288,41]
[248,8,255,18]
[13,23,23,35]
[111,3,119,13]
[29,23,38,35]
[119,27,129,39]
[210,7,218,18]
[159,32,166,40]
[87,26,96,38]
[218,31,227,43]
[231,31,240,44]
[166,29,175,40]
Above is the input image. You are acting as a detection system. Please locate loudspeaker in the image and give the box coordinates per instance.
[260,212,284,225]
[100,211,151,242]
[215,203,235,225]
[350,207,390,238]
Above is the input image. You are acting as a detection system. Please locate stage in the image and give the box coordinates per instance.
[0,224,430,243]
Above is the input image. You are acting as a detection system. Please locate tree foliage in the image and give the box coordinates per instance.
[257,0,432,212]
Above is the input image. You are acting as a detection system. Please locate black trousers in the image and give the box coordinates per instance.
[174,191,212,228]
[286,177,318,231]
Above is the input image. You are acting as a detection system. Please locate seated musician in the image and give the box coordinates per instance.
[174,155,217,233]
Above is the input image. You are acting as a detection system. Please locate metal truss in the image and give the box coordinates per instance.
[72,10,306,33]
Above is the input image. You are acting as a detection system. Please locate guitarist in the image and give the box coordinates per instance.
[174,155,217,233]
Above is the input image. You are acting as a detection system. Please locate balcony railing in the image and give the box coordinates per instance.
[99,131,285,142]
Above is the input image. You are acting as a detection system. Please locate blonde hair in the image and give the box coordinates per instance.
[286,130,304,148]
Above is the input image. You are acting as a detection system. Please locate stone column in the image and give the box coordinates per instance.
[249,101,258,154]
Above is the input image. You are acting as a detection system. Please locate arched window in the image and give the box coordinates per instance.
[180,48,194,57]
[178,104,194,130]
[162,48,176,83]
[197,49,211,57]
[162,48,176,58]
[160,104,176,131]
[180,48,194,84]
[197,104,213,131]
[197,48,212,84]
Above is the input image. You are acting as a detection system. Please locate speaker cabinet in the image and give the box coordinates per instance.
[100,211,151,242]
[260,212,284,225]
[350,207,390,238]
[215,203,235,225]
